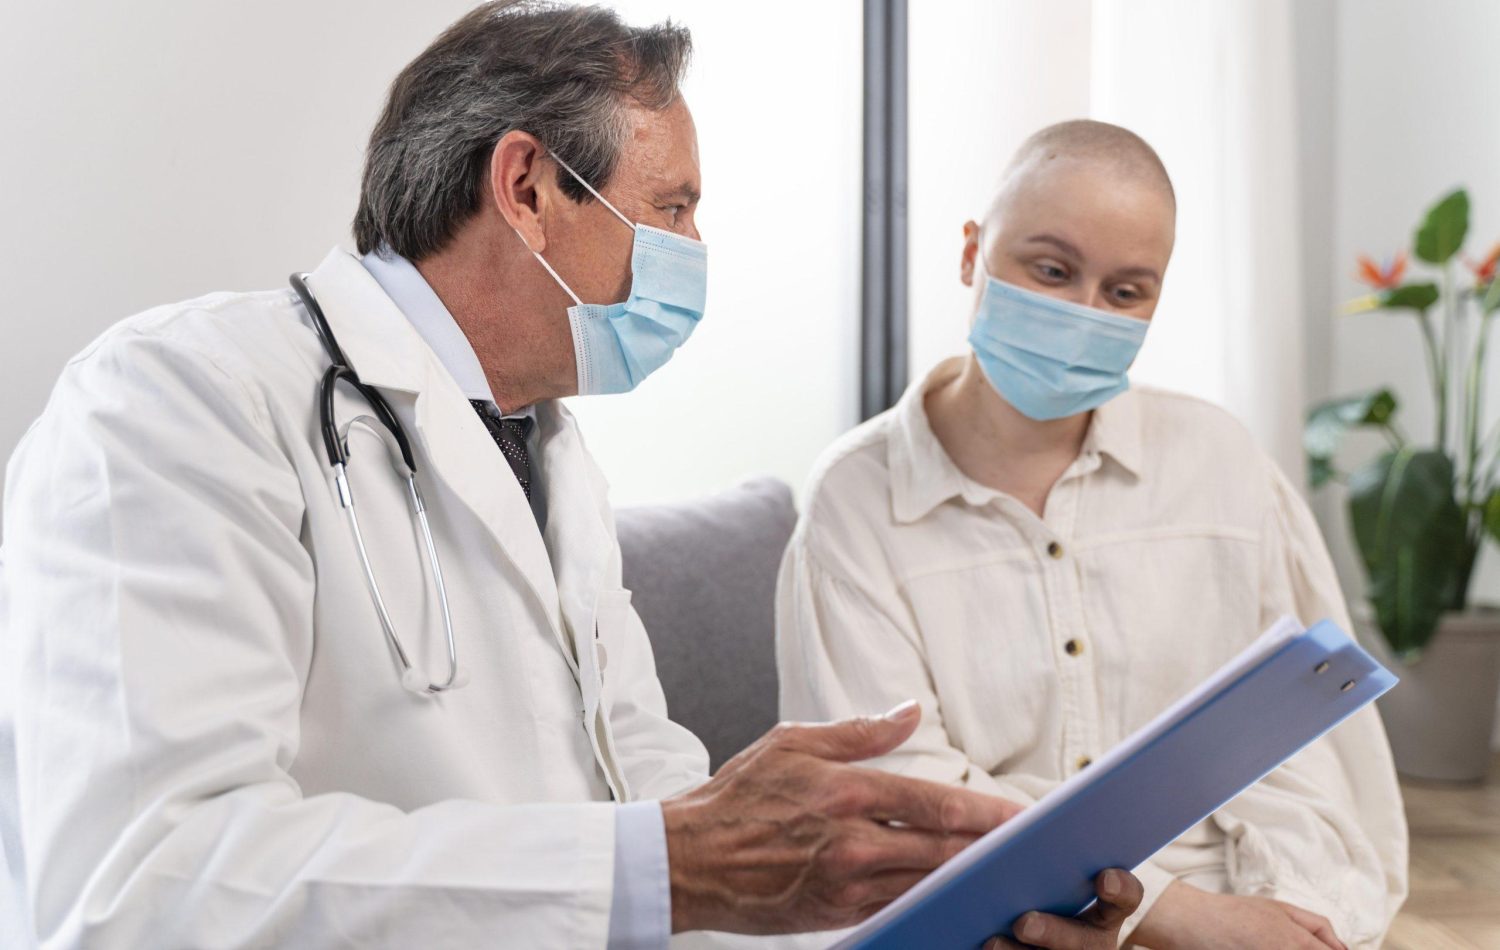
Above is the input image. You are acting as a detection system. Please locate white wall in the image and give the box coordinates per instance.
[0,1,861,517]
[0,0,480,514]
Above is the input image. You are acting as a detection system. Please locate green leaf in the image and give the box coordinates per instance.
[1414,189,1470,264]
[1304,389,1399,486]
[1309,456,1338,489]
[1485,489,1500,545]
[1348,449,1466,656]
[1380,282,1440,311]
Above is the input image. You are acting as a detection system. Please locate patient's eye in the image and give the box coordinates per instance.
[1032,260,1070,283]
[1108,281,1152,307]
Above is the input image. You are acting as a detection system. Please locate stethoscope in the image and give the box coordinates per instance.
[290,273,466,696]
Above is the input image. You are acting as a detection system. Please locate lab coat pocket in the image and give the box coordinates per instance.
[583,588,633,801]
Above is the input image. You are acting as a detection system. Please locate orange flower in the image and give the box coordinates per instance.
[1356,250,1407,290]
[1463,242,1500,286]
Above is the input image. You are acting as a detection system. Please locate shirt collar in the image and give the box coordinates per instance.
[361,249,534,420]
[1084,383,1144,479]
[889,358,982,523]
[889,356,1144,524]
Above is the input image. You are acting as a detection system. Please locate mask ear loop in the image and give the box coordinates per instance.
[513,227,584,306]
[549,150,637,233]
[510,148,636,307]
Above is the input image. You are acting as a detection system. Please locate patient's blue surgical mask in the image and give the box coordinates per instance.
[519,152,708,396]
[967,237,1149,420]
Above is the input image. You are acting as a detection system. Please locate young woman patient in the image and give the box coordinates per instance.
[776,120,1407,949]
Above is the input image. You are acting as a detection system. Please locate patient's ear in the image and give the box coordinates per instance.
[960,220,980,287]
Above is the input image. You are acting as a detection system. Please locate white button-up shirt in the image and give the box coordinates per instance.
[776,357,1408,948]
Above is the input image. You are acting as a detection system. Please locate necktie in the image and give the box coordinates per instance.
[470,400,533,500]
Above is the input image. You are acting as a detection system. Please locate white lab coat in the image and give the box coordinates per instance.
[0,248,710,948]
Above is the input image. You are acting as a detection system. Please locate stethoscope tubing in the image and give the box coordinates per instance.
[290,272,464,695]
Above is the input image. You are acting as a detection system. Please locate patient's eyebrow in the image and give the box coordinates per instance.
[1025,233,1082,258]
[1114,265,1162,283]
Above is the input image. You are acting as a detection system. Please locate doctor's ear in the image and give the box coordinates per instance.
[490,130,551,253]
[960,219,981,287]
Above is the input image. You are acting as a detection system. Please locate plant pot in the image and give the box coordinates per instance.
[1366,609,1500,783]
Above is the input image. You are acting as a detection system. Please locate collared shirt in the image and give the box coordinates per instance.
[359,250,670,950]
[360,250,549,530]
[777,356,1408,948]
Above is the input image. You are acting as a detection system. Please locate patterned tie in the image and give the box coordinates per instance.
[470,400,534,500]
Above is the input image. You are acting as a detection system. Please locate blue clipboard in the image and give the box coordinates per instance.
[834,616,1397,950]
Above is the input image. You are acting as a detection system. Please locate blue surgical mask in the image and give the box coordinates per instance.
[967,242,1149,421]
[520,152,707,396]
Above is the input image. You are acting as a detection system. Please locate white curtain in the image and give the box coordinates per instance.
[1091,0,1307,479]
[906,0,1094,379]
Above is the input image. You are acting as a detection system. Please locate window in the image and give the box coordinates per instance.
[565,1,864,505]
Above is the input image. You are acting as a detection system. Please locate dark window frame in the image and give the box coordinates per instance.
[859,0,909,420]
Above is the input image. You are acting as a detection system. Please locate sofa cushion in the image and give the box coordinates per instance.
[616,477,796,770]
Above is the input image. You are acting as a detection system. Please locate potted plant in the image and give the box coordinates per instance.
[1305,188,1500,782]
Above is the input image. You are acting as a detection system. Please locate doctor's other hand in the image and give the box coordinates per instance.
[1129,880,1346,950]
[661,700,1023,935]
[982,867,1143,950]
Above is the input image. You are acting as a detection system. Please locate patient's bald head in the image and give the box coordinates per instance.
[963,119,1177,318]
[1002,119,1175,212]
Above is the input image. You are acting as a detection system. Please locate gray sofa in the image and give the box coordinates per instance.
[616,477,797,770]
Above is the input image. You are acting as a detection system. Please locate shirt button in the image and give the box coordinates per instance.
[1076,755,1093,770]
[1064,638,1084,657]
[1046,541,1064,559]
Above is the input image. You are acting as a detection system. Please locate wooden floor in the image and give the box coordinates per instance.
[1385,754,1500,949]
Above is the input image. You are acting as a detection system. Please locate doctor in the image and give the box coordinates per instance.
[0,3,1140,948]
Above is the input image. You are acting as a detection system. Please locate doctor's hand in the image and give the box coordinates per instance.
[661,700,1023,935]
[982,868,1143,950]
[1130,881,1346,950]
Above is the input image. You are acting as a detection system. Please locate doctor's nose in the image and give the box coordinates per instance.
[678,207,702,243]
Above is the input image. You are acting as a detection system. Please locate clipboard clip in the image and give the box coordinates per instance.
[1313,660,1356,691]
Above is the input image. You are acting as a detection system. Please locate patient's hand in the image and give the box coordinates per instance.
[983,868,1143,950]
[1131,880,1345,950]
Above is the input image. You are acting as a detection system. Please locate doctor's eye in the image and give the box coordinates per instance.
[1110,284,1143,304]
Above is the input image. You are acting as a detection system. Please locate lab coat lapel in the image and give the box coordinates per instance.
[412,392,576,674]
[535,403,617,650]
[536,402,632,798]
[303,249,575,675]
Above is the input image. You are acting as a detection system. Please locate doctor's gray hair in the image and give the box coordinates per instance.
[353,1,692,260]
